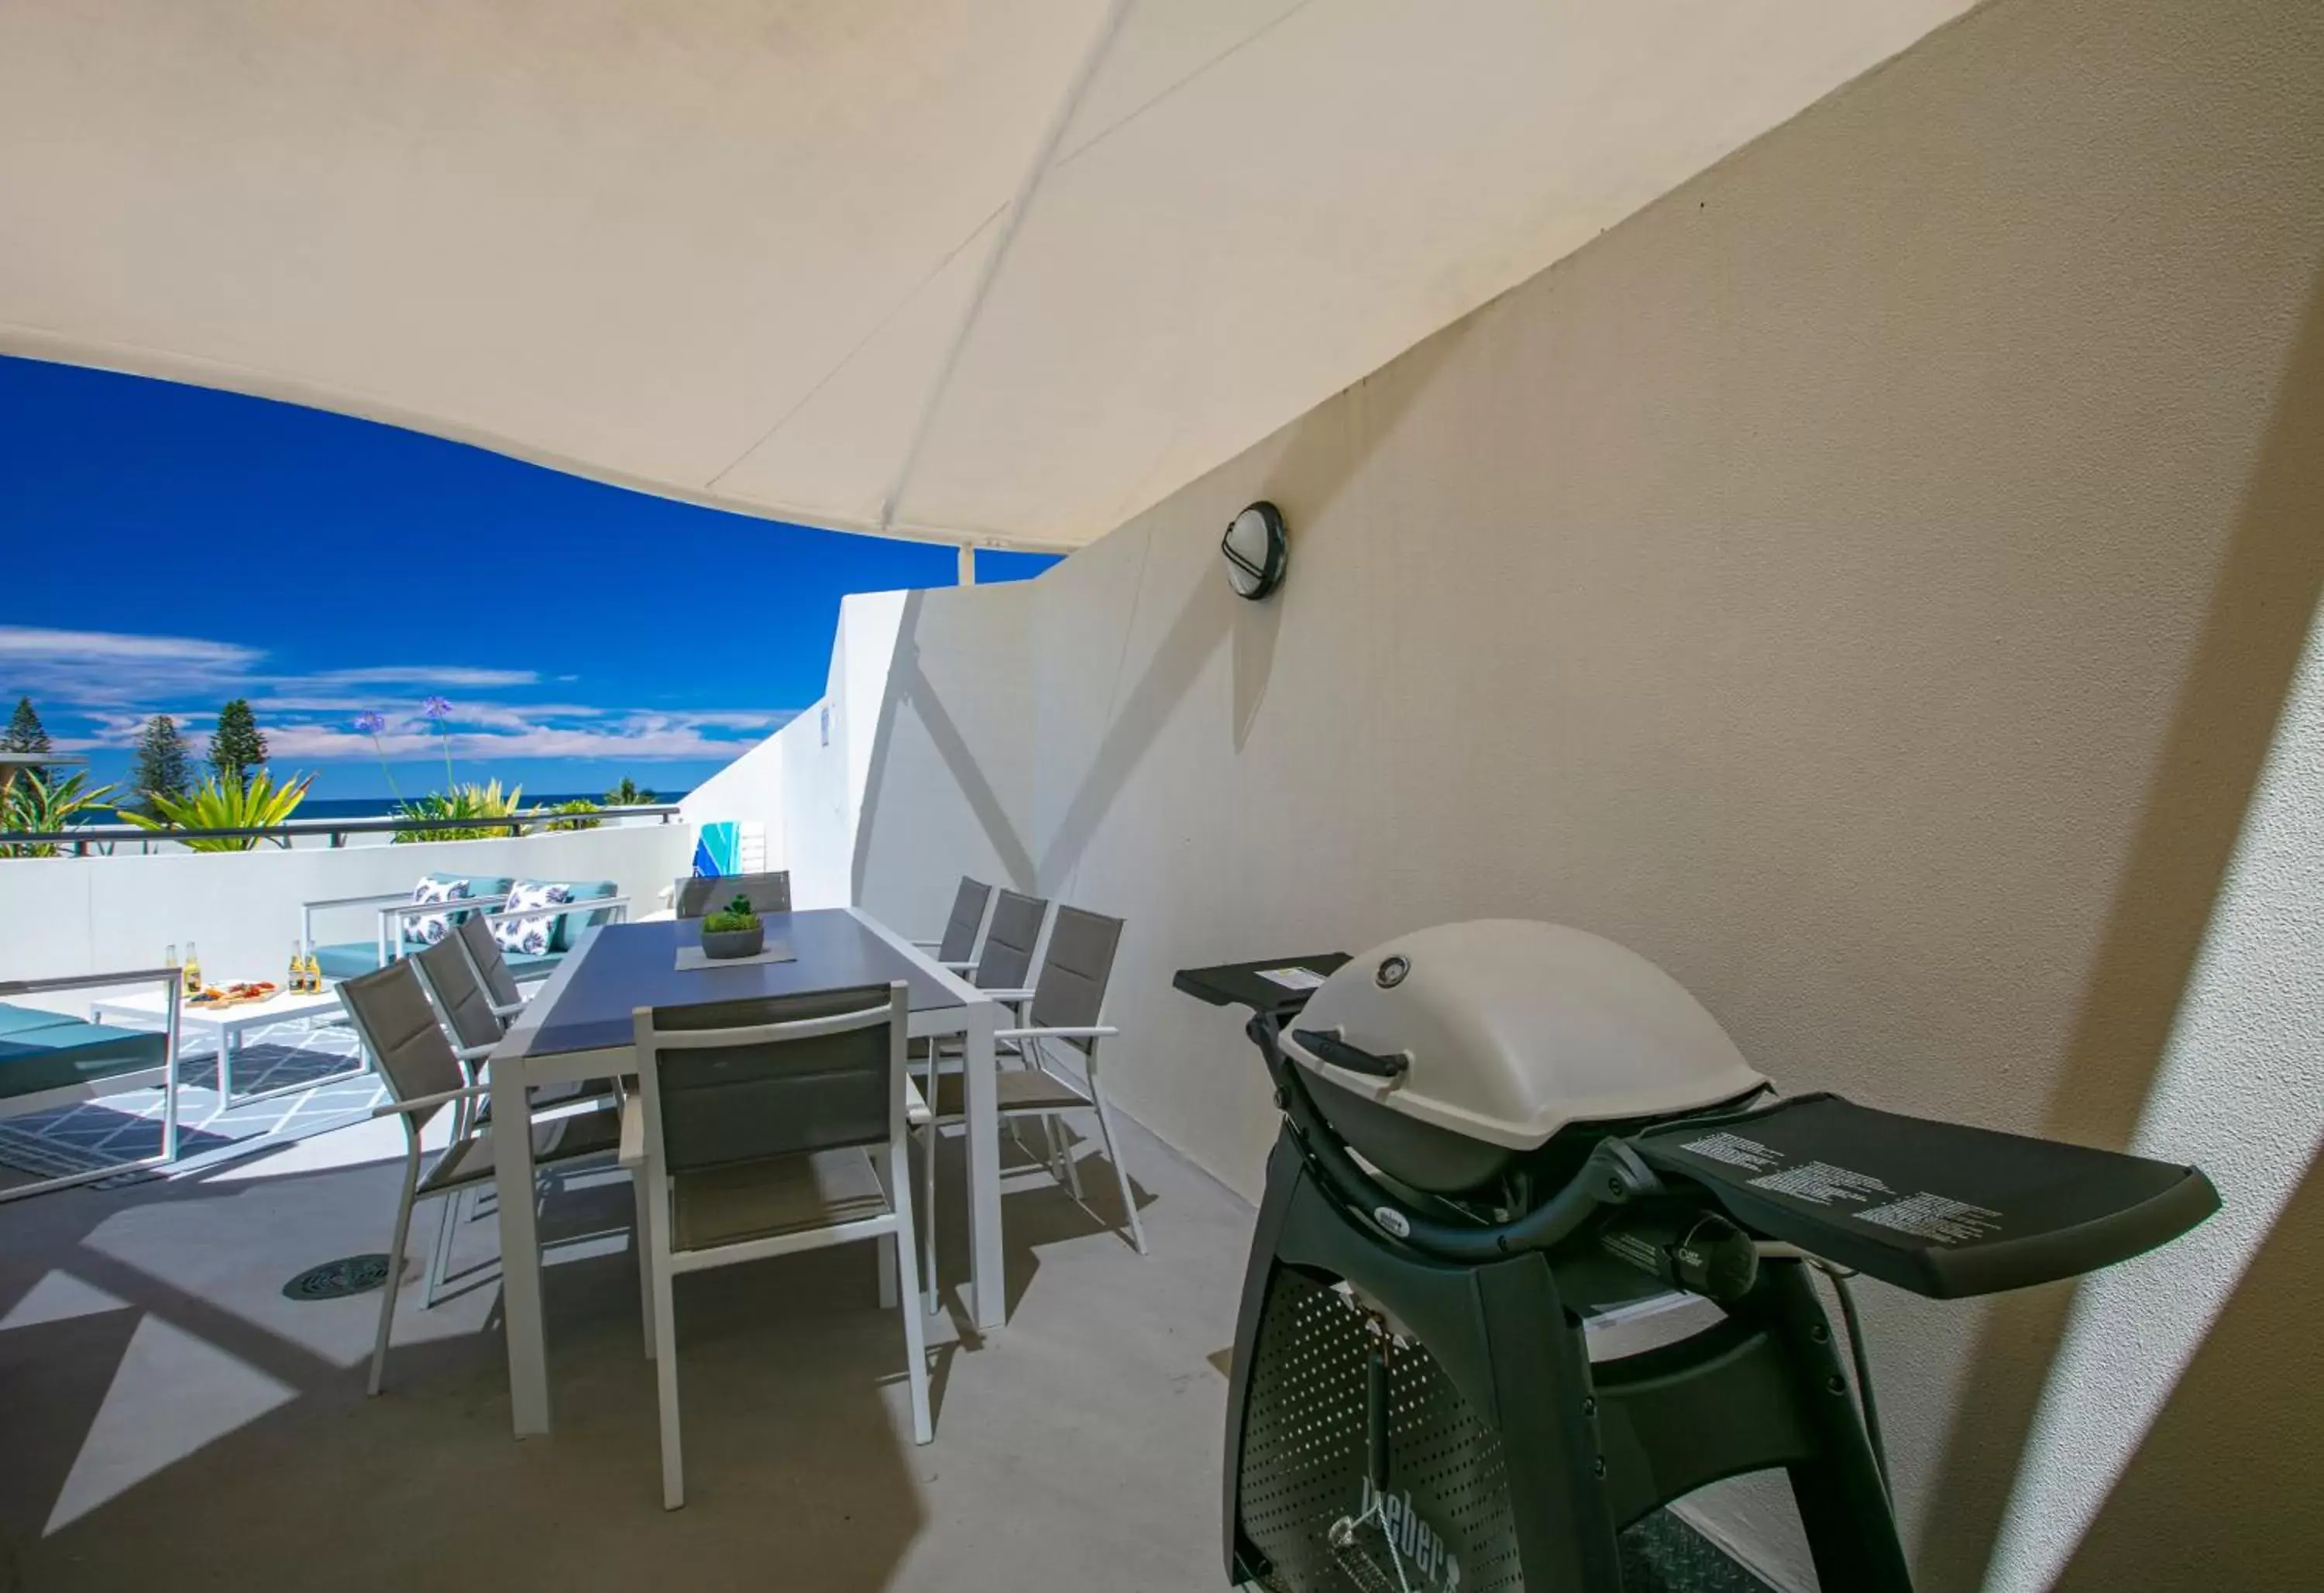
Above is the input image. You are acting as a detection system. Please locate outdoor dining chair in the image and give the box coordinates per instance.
[624,982,933,1509]
[910,886,1047,1300]
[917,904,1145,1313]
[910,875,994,972]
[336,960,625,1395]
[672,870,792,918]
[410,936,623,1308]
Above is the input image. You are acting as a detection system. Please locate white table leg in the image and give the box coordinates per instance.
[964,998,1004,1331]
[493,1061,551,1436]
[216,1022,235,1100]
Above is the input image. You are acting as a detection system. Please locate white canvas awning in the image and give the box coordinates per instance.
[0,0,1967,550]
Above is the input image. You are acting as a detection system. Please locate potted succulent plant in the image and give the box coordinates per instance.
[699,893,765,959]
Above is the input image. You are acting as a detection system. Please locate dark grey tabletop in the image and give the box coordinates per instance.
[523,911,964,1058]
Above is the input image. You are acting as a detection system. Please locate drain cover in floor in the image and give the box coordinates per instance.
[284,1254,392,1302]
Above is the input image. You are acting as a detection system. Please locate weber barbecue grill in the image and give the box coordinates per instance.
[1177,920,2219,1593]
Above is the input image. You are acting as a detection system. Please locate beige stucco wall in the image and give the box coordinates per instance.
[851,0,2324,1584]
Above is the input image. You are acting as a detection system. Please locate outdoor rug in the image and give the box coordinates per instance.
[0,1016,387,1187]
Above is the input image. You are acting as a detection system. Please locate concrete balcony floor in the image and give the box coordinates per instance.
[0,1110,1243,1591]
[2,1101,1781,1591]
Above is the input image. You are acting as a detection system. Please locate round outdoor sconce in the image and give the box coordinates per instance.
[1222,501,1288,601]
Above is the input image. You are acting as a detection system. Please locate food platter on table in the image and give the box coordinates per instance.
[187,980,280,1010]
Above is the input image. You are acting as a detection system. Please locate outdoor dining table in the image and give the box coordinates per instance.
[483,907,1001,1440]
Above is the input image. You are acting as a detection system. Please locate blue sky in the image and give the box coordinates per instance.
[0,356,1054,800]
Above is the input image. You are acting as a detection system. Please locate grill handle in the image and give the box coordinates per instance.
[1291,1027,1411,1082]
[1252,1012,1661,1263]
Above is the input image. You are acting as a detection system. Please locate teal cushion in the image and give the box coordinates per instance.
[0,1003,81,1039]
[549,880,620,953]
[0,1020,170,1101]
[449,874,516,904]
[313,941,387,982]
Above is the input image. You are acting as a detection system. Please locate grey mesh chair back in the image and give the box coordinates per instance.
[674,870,792,918]
[638,985,899,1175]
[338,961,467,1120]
[453,913,524,1012]
[414,934,504,1053]
[936,876,994,965]
[631,979,929,1502]
[973,889,1048,990]
[1028,907,1123,1050]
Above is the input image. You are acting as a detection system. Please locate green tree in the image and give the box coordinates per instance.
[3,697,51,781]
[129,714,192,813]
[603,776,656,807]
[208,698,268,786]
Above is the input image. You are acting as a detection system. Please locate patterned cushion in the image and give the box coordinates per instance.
[495,879,574,958]
[400,876,473,946]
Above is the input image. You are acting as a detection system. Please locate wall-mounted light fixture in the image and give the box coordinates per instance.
[1222,501,1288,600]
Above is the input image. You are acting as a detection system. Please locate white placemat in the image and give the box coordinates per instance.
[675,941,796,972]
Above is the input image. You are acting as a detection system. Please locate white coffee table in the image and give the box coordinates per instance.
[89,986,359,1103]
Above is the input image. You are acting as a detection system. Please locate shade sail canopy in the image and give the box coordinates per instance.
[0,0,1966,550]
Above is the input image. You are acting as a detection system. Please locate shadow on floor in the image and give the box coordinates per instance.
[0,1099,1246,1592]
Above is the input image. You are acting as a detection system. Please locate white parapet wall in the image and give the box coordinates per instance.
[0,821,693,1004]
[837,1,2324,1587]
[679,588,906,911]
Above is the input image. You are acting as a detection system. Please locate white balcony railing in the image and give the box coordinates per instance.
[0,824,693,1006]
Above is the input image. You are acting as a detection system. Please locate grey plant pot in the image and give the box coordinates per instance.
[700,923,765,960]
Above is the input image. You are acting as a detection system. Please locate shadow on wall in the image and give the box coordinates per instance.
[852,587,1040,902]
[1916,260,2324,1591]
[849,326,1470,910]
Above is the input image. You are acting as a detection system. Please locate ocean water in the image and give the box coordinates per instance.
[74,790,688,825]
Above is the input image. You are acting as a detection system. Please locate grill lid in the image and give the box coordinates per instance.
[1281,920,1766,1151]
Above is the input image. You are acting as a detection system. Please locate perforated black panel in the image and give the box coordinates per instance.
[1387,1325,1522,1591]
[1237,1267,1521,1592]
[1241,1268,1372,1588]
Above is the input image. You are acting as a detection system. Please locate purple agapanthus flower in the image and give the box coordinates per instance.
[356,710,402,804]
[421,697,453,721]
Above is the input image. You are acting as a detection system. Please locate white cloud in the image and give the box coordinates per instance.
[300,665,539,689]
[0,628,538,706]
[0,628,256,664]
[2,627,797,769]
[267,711,796,764]
[0,626,262,707]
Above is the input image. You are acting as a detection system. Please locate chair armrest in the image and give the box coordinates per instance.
[617,1096,646,1169]
[370,1083,490,1119]
[978,987,1037,1003]
[368,895,514,963]
[909,938,941,949]
[994,1025,1119,1042]
[477,896,630,926]
[939,959,975,972]
[0,966,179,998]
[376,894,512,928]
[300,890,420,951]
[489,998,526,1019]
[903,1075,931,1130]
[452,1041,497,1062]
[305,890,421,912]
